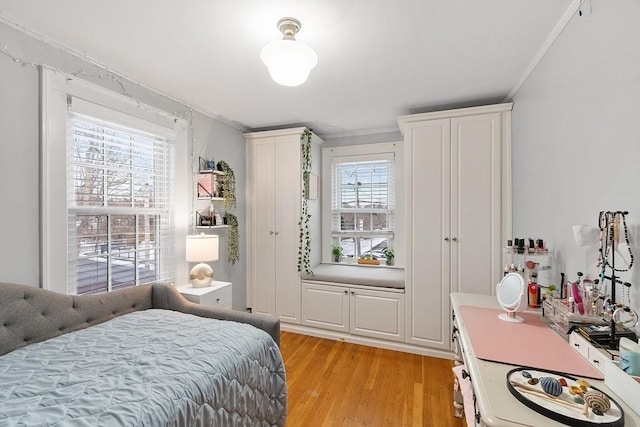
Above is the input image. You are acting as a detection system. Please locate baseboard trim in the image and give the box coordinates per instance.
[281,323,455,360]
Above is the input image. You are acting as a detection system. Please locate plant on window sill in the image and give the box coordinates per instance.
[382,247,394,266]
[358,253,380,265]
[331,245,343,263]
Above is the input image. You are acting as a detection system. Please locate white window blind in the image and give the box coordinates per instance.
[67,100,175,295]
[331,153,395,259]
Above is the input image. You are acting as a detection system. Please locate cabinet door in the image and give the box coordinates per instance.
[405,118,452,350]
[451,113,502,295]
[301,282,349,332]
[350,288,405,342]
[250,137,276,316]
[274,134,302,323]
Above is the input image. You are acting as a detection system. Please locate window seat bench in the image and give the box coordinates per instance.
[301,263,405,290]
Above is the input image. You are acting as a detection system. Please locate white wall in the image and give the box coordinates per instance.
[512,0,640,331]
[0,22,248,309]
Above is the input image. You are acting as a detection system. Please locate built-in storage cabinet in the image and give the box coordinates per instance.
[301,281,405,342]
[246,128,323,324]
[398,103,512,351]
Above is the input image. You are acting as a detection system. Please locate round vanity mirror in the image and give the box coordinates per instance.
[496,272,527,323]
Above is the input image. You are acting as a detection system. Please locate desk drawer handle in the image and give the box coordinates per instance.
[574,343,580,347]
[592,359,599,364]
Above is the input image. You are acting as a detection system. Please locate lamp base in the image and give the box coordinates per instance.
[189,263,214,288]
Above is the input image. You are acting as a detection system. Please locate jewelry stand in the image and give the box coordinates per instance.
[598,211,635,350]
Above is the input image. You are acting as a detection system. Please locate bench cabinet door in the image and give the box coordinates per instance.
[349,288,405,342]
[301,282,349,333]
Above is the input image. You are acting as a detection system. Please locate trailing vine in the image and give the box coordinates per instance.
[298,129,313,275]
[216,160,238,264]
[224,212,240,264]
[217,160,236,212]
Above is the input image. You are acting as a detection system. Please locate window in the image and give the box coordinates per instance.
[42,70,188,295]
[332,155,394,259]
[322,142,402,264]
[67,109,174,294]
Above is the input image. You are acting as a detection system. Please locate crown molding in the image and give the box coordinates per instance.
[504,0,584,101]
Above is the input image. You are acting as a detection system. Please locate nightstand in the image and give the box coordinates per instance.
[177,281,232,309]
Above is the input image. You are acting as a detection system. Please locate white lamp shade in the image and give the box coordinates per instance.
[186,234,219,262]
[260,39,318,87]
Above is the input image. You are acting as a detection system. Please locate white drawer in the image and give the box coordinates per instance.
[568,331,590,359]
[178,281,232,309]
[588,346,611,374]
[199,285,231,308]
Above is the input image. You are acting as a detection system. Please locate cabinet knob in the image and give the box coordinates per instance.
[344,290,348,294]
[444,237,450,242]
[351,291,355,295]
[216,298,220,303]
[275,231,279,235]
[462,369,470,380]
[269,230,274,235]
[452,237,458,242]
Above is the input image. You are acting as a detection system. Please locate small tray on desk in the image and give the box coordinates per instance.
[507,368,624,426]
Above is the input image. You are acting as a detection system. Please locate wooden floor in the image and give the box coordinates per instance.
[280,332,465,427]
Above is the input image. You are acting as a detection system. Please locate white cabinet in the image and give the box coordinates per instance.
[301,281,405,342]
[398,103,512,351]
[245,128,322,324]
[177,281,232,309]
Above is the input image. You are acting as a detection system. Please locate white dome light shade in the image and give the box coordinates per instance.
[261,17,318,87]
[261,39,318,87]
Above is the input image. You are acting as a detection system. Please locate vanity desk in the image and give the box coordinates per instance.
[451,292,639,426]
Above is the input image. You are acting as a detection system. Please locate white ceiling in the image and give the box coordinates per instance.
[0,0,573,138]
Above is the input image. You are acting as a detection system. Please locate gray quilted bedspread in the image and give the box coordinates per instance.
[0,309,287,426]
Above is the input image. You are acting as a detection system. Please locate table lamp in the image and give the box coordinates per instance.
[186,233,219,288]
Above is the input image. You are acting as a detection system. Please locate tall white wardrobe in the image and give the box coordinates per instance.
[245,127,322,324]
[398,103,512,352]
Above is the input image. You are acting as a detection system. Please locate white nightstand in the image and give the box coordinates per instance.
[177,281,232,310]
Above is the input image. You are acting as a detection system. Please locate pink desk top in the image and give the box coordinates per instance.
[458,305,604,380]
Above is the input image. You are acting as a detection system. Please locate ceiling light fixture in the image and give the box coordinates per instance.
[260,17,318,87]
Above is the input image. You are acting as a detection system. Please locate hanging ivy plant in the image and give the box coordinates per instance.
[217,160,236,212]
[224,212,240,264]
[215,160,238,264]
[298,129,313,275]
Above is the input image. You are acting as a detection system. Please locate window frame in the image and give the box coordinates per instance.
[41,68,189,295]
[322,142,403,266]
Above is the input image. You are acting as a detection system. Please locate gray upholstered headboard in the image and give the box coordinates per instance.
[0,283,153,356]
[0,282,280,356]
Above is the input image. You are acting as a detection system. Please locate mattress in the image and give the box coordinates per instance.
[0,309,286,426]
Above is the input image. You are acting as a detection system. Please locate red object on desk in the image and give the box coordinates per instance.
[528,284,539,308]
[458,305,603,379]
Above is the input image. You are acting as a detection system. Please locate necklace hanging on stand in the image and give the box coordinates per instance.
[604,212,634,273]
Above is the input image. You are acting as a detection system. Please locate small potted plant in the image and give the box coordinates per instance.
[357,253,380,265]
[331,245,343,263]
[382,247,395,266]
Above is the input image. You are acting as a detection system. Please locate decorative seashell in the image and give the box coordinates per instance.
[584,390,610,413]
[528,378,539,385]
[573,395,584,404]
[576,379,590,388]
[569,385,585,396]
[539,377,562,397]
[521,371,532,378]
[558,378,567,387]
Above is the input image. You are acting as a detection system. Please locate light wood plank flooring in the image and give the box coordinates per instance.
[280,332,465,427]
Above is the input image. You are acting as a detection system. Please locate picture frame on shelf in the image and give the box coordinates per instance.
[197,174,222,199]
[198,156,215,173]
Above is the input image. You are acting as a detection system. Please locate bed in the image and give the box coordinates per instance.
[0,282,287,426]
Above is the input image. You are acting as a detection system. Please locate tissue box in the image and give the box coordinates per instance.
[605,360,640,415]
